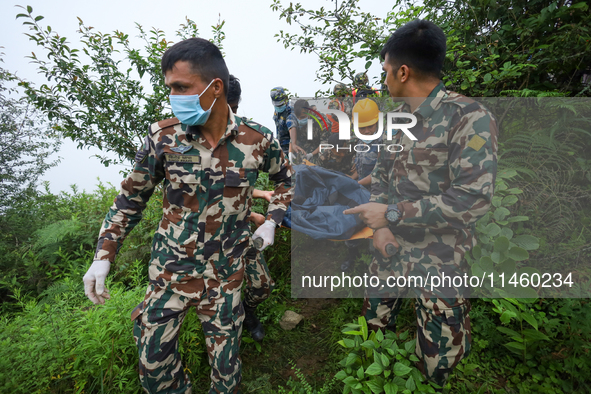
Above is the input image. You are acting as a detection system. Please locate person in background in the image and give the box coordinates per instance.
[270,86,295,158]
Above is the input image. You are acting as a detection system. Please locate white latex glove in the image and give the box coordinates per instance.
[288,152,296,163]
[252,220,277,251]
[83,260,111,304]
[305,153,314,160]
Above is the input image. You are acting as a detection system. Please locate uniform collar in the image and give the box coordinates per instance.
[185,105,238,148]
[412,81,447,120]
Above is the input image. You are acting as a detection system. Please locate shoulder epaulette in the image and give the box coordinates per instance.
[240,117,274,138]
[444,92,483,116]
[149,117,181,136]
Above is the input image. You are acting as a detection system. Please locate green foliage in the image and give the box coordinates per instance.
[0,55,60,212]
[271,0,423,92]
[0,278,144,393]
[468,169,542,299]
[272,0,591,97]
[277,361,337,394]
[335,316,439,394]
[424,0,591,96]
[16,5,226,166]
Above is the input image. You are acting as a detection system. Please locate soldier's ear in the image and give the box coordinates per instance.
[398,65,410,83]
[212,78,224,99]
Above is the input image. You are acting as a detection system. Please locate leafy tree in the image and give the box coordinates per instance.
[0,56,60,213]
[16,5,226,167]
[271,0,591,97]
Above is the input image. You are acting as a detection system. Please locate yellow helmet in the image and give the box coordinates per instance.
[352,98,379,127]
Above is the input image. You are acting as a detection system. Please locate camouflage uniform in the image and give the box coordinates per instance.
[94,109,293,394]
[364,83,498,386]
[243,247,274,308]
[273,105,296,157]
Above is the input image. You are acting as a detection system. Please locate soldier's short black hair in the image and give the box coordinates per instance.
[380,19,446,79]
[161,37,229,96]
[294,99,310,117]
[227,74,241,105]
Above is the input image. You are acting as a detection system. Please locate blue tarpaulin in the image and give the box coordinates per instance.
[291,165,370,240]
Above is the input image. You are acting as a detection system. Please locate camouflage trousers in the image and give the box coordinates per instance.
[362,257,471,387]
[131,234,246,394]
[243,247,275,309]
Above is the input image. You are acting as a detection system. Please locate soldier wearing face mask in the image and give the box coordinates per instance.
[83,38,293,394]
[270,86,294,158]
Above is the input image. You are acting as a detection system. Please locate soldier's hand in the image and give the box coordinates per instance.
[373,227,400,259]
[83,260,111,304]
[343,203,389,229]
[253,220,276,251]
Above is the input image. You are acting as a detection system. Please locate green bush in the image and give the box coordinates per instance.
[335,316,440,394]
[0,269,208,393]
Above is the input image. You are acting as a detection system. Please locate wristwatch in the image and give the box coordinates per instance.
[385,204,401,226]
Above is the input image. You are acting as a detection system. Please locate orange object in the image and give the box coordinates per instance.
[352,99,379,127]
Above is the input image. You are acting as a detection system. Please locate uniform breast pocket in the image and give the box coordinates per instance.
[402,147,449,195]
[165,159,205,211]
[223,168,258,215]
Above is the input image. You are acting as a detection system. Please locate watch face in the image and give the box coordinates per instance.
[387,209,400,223]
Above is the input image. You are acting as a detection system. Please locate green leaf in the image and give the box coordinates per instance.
[375,328,384,342]
[366,379,384,394]
[522,329,550,342]
[365,61,372,69]
[500,227,514,240]
[512,235,539,251]
[478,255,494,272]
[484,223,501,237]
[384,382,399,394]
[483,73,492,82]
[361,340,376,349]
[492,195,503,208]
[507,246,529,261]
[335,370,348,380]
[496,326,521,340]
[393,362,413,376]
[357,366,365,380]
[366,362,383,375]
[34,15,44,21]
[494,236,510,253]
[502,195,518,206]
[500,310,517,324]
[493,207,510,221]
[405,376,416,391]
[471,244,482,259]
[504,341,526,353]
[520,311,538,330]
[507,215,529,223]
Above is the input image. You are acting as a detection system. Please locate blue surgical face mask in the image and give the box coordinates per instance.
[274,104,287,113]
[169,79,217,126]
[298,117,308,126]
[360,138,373,144]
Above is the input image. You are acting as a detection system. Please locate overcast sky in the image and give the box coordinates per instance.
[1,0,393,194]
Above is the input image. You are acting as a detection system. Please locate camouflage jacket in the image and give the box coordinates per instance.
[94,109,293,266]
[273,105,295,147]
[371,82,498,267]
